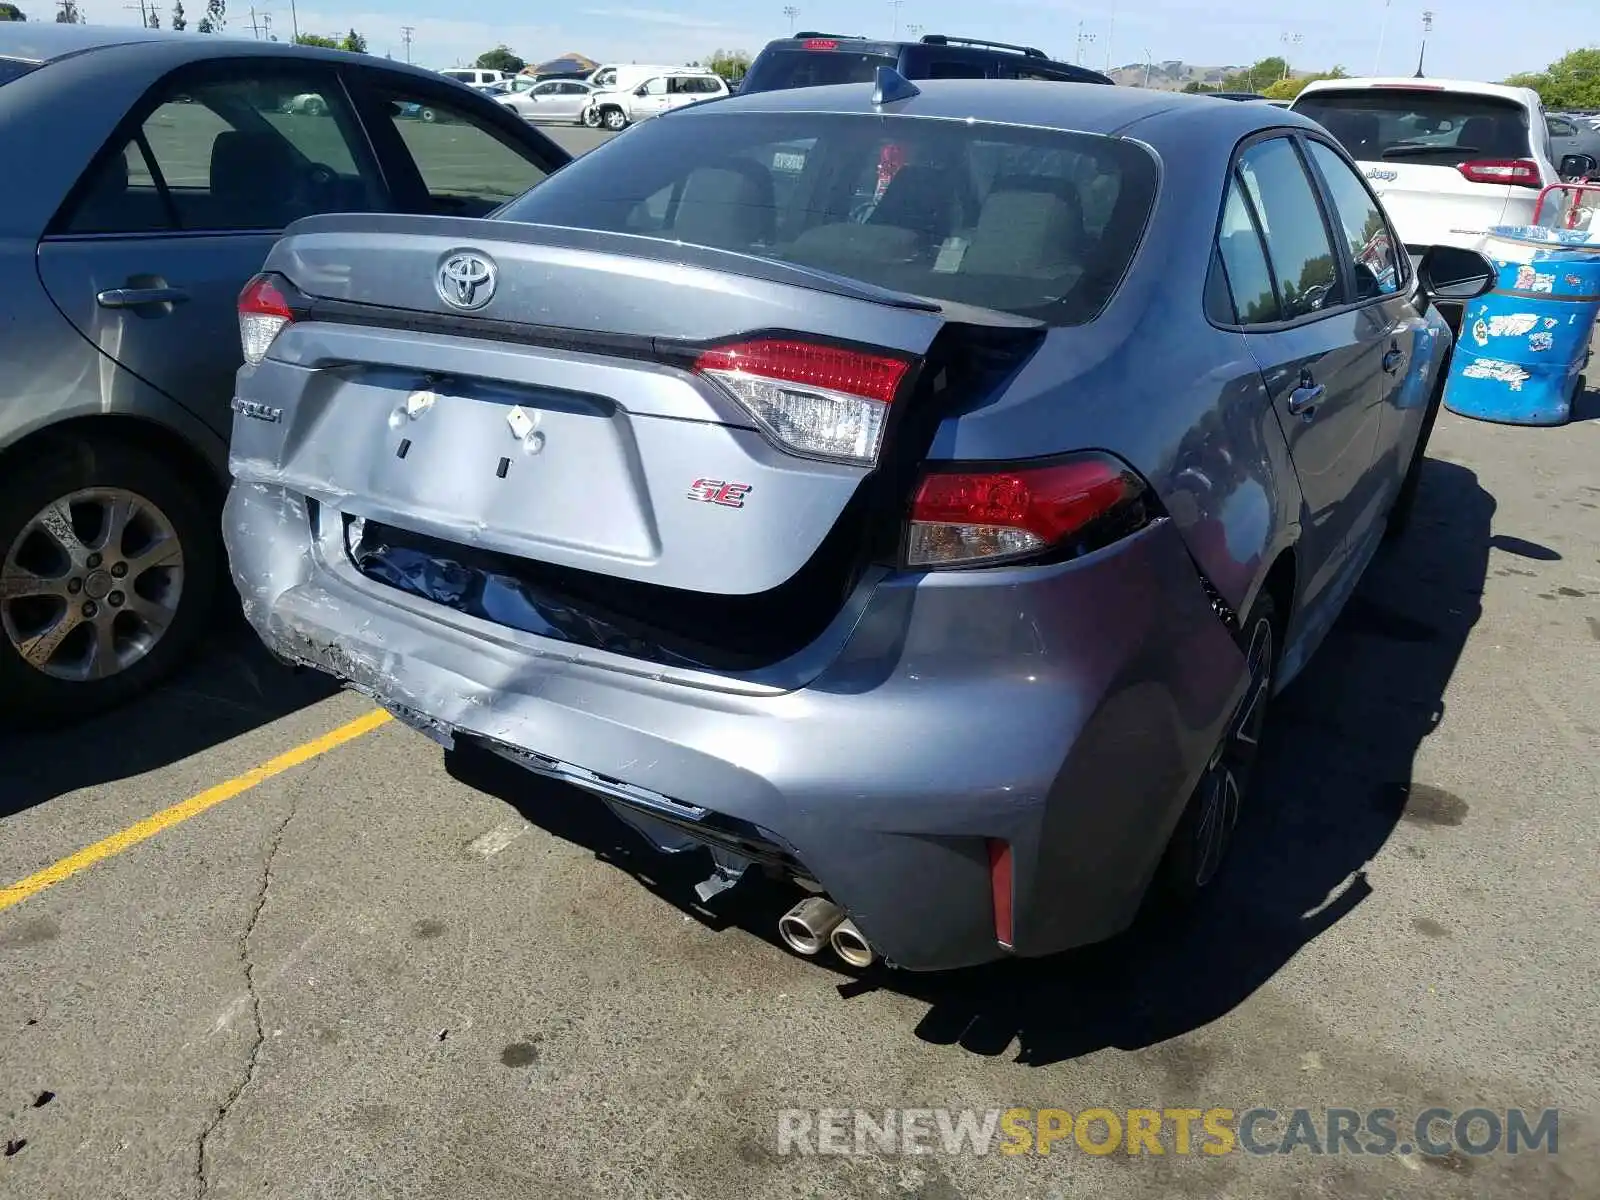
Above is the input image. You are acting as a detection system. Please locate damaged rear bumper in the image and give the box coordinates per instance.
[225,481,1248,972]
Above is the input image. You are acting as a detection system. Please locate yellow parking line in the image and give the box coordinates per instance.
[0,708,393,915]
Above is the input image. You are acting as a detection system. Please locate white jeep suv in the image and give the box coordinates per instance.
[1292,78,1591,252]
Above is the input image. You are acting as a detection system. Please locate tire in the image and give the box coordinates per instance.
[1152,590,1280,904]
[305,97,327,117]
[602,106,629,131]
[1384,358,1448,542]
[0,437,218,724]
[420,107,437,123]
[581,106,601,128]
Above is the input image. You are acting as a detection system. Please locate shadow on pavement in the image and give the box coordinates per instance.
[447,458,1516,1066]
[0,605,337,820]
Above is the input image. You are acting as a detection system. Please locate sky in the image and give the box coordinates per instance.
[41,0,1597,83]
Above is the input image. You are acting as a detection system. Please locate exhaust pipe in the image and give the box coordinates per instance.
[829,918,875,968]
[778,896,845,957]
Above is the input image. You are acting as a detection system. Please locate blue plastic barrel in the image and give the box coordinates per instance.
[1442,225,1600,426]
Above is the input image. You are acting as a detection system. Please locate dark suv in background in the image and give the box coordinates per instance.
[739,33,1114,94]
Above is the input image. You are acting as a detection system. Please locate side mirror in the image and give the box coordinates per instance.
[1559,152,1597,180]
[636,85,650,97]
[1417,245,1497,302]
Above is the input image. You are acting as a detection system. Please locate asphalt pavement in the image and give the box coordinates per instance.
[0,143,1597,1196]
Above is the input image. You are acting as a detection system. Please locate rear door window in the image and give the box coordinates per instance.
[1304,139,1404,297]
[1235,137,1343,319]
[495,110,1159,325]
[59,68,382,235]
[1293,88,1531,167]
[1211,177,1280,325]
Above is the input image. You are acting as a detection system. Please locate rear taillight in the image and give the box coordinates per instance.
[905,452,1154,569]
[802,38,838,50]
[1458,159,1542,188]
[238,272,295,365]
[694,338,912,465]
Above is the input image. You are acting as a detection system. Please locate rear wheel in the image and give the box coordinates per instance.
[582,106,601,128]
[305,96,328,117]
[0,439,217,722]
[1154,591,1279,902]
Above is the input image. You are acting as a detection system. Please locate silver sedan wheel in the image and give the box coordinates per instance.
[0,487,184,683]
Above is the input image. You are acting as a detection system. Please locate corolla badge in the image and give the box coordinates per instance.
[1366,168,1398,183]
[436,250,497,311]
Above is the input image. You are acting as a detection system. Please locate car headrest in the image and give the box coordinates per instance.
[963,184,1085,277]
[210,130,299,218]
[672,159,775,250]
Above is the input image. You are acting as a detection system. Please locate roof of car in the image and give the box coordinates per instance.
[675,76,1325,138]
[1295,76,1540,108]
[0,20,434,78]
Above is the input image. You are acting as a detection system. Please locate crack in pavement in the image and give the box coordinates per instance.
[193,764,316,1199]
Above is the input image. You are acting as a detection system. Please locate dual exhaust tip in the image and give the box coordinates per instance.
[778,896,874,968]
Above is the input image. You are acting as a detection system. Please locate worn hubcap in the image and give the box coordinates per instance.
[1192,616,1274,889]
[0,488,184,683]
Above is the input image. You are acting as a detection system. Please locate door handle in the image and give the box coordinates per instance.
[1286,383,1326,416]
[1383,347,1407,374]
[97,286,190,308]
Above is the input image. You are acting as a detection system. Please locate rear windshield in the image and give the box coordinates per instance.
[1294,88,1530,166]
[0,58,39,87]
[495,111,1159,325]
[740,47,899,92]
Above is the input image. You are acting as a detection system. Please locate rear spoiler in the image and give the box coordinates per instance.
[277,212,962,316]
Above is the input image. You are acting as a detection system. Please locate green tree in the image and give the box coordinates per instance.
[1262,66,1347,100]
[475,45,525,73]
[340,28,366,53]
[1221,56,1288,93]
[294,32,338,47]
[195,0,222,32]
[1182,80,1216,94]
[0,2,26,18]
[703,47,752,82]
[1506,48,1600,109]
[55,0,82,21]
[170,0,185,28]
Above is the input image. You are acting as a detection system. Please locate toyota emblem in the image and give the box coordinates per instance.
[436,250,497,311]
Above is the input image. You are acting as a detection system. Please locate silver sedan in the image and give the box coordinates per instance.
[497,78,596,124]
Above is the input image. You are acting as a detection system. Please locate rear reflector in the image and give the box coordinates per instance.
[238,273,295,365]
[695,338,912,465]
[987,840,1014,949]
[1458,159,1541,188]
[906,452,1152,568]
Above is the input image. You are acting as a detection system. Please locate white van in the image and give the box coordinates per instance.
[440,68,512,88]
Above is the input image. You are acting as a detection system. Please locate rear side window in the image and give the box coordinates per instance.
[1212,178,1280,324]
[741,47,898,91]
[1293,88,1531,166]
[0,58,38,87]
[495,111,1159,325]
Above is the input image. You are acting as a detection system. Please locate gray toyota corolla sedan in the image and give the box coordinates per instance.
[224,73,1493,972]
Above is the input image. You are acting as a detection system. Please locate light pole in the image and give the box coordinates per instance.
[1279,31,1302,81]
[1415,10,1433,77]
[1143,47,1153,88]
[1374,0,1392,75]
[1076,21,1095,67]
[887,0,902,38]
[400,23,414,63]
[783,5,798,35]
[1105,1,1116,73]
[907,22,923,38]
